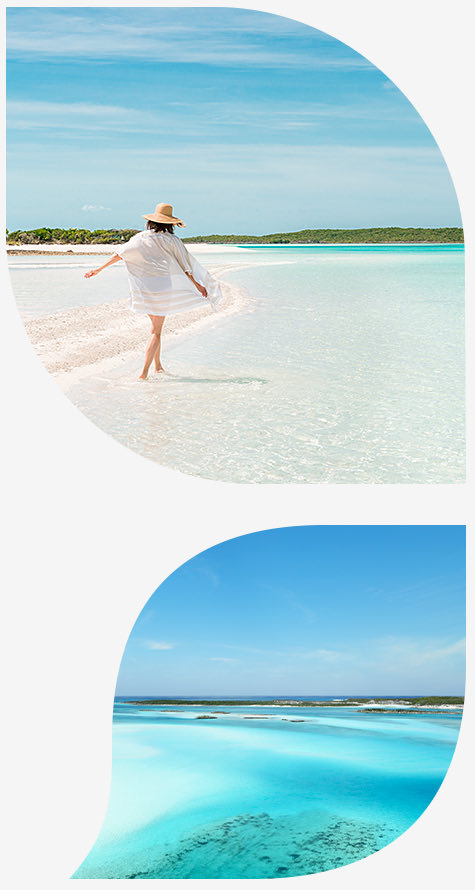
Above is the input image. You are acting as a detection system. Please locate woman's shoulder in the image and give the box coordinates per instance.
[170,233,188,247]
[134,230,165,246]
[126,231,144,244]
[162,232,186,248]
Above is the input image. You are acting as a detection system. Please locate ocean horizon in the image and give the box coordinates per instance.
[115,692,463,701]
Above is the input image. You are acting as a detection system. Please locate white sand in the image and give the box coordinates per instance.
[7,242,253,255]
[24,272,253,387]
[13,241,255,385]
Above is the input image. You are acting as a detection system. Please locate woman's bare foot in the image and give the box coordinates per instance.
[139,372,148,380]
[154,364,166,374]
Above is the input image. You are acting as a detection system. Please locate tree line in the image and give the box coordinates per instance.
[6,226,464,244]
[184,227,464,244]
[6,227,138,244]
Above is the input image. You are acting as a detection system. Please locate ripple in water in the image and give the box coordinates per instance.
[16,246,465,482]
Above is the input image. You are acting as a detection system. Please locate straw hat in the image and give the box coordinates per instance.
[142,202,186,227]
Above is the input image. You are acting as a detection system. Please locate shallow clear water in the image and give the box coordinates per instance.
[8,250,247,315]
[10,245,464,483]
[74,700,461,879]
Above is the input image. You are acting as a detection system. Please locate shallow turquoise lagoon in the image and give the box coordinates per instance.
[74,700,461,879]
[10,245,464,482]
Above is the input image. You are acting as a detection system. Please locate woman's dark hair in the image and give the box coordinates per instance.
[146,220,175,234]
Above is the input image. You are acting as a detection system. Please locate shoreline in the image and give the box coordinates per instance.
[126,697,463,712]
[6,243,251,256]
[6,241,463,256]
[22,268,253,384]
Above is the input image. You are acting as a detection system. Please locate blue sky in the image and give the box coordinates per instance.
[116,526,465,696]
[6,8,461,234]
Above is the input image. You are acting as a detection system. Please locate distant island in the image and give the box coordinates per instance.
[6,226,464,245]
[184,228,464,245]
[127,696,463,709]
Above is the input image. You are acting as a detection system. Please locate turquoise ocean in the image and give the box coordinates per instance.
[74,696,462,879]
[10,244,464,483]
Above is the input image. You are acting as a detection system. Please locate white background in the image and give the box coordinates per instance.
[1,1,473,888]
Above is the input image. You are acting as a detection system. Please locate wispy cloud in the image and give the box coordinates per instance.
[7,97,416,146]
[7,138,455,232]
[302,649,344,662]
[366,573,464,606]
[261,583,317,622]
[222,644,286,657]
[6,9,371,70]
[373,636,466,669]
[218,635,465,674]
[143,640,175,651]
[7,100,151,134]
[221,643,340,660]
[191,562,220,588]
[199,101,416,126]
[8,100,131,117]
[81,204,111,212]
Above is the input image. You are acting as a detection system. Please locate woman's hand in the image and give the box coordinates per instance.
[185,270,208,298]
[84,254,121,279]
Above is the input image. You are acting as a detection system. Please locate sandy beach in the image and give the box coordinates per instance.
[13,244,253,384]
[6,242,248,255]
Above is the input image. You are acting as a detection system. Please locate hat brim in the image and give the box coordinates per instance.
[143,214,186,227]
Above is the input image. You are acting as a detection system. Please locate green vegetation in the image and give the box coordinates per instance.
[183,227,464,244]
[408,696,464,706]
[6,227,138,245]
[6,226,464,245]
[128,696,464,707]
[360,708,460,714]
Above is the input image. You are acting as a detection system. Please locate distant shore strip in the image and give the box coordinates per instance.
[126,696,463,711]
[6,225,464,247]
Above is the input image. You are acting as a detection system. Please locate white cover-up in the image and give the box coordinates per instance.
[116,230,223,316]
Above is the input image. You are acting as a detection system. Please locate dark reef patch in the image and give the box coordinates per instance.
[129,810,397,879]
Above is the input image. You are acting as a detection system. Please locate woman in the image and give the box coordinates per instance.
[84,203,222,379]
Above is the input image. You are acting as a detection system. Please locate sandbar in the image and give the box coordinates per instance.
[20,262,253,386]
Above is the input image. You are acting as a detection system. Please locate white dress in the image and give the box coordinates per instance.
[116,230,223,316]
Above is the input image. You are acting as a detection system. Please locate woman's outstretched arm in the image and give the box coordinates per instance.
[185,270,208,298]
[84,253,121,278]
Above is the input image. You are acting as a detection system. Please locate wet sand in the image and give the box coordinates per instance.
[24,274,250,382]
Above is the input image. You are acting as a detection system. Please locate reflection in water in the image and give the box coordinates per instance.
[156,373,269,385]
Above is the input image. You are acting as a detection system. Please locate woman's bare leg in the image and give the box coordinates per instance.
[139,315,165,380]
[153,324,166,373]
